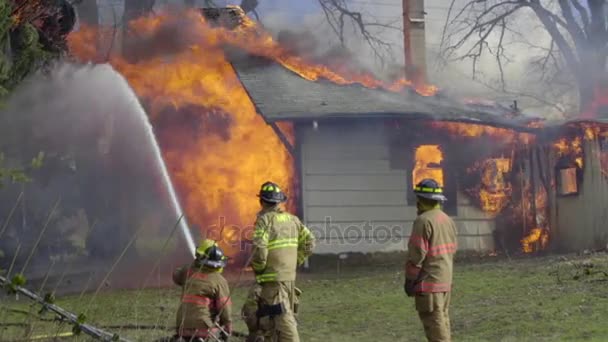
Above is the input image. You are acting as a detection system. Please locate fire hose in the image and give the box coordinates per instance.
[0,275,131,342]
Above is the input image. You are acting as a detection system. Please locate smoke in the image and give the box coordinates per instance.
[256,0,575,118]
[0,62,186,283]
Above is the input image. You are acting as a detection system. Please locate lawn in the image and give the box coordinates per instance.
[2,253,608,341]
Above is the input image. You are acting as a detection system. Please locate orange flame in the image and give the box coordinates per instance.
[68,11,297,259]
[553,137,583,168]
[471,158,512,214]
[430,121,535,145]
[205,6,438,96]
[521,227,549,253]
[413,145,443,187]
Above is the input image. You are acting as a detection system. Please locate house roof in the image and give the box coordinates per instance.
[230,55,541,131]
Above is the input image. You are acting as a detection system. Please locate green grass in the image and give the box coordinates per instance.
[2,254,608,341]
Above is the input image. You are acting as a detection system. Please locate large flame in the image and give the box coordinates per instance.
[413,145,443,187]
[68,10,298,259]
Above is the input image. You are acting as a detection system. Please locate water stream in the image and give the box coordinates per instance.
[125,75,196,256]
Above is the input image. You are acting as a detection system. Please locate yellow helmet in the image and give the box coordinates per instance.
[195,239,227,269]
[196,239,217,256]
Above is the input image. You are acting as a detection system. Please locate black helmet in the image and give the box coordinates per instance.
[413,178,447,202]
[195,239,227,268]
[258,181,287,204]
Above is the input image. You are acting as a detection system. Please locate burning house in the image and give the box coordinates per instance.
[59,5,608,266]
[232,55,608,255]
[533,120,608,252]
[231,56,541,255]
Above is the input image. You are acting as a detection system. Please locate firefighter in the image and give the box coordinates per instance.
[404,179,458,342]
[173,239,233,341]
[242,181,315,342]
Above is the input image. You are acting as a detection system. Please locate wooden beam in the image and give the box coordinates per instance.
[269,122,295,157]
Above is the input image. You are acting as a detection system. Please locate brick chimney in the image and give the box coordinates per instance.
[403,0,427,84]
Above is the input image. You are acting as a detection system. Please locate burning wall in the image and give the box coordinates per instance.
[397,120,555,253]
[68,10,296,259]
[66,6,438,260]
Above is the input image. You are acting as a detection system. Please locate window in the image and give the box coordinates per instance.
[412,145,444,187]
[555,157,581,196]
[557,167,578,195]
[408,144,457,215]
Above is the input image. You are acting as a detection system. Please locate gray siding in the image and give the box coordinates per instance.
[300,122,495,254]
[553,139,608,251]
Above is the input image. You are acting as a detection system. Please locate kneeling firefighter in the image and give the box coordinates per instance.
[173,239,233,341]
[242,182,315,342]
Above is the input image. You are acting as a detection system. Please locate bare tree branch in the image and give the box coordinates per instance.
[496,18,508,91]
[317,0,396,65]
[557,0,586,50]
[527,1,581,77]
[570,0,591,33]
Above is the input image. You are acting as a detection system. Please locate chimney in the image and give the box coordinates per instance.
[403,0,428,84]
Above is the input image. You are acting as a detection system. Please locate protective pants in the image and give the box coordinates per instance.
[242,281,299,342]
[415,292,451,342]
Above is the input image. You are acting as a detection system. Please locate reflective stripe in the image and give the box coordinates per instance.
[267,238,298,250]
[414,186,443,193]
[275,213,290,222]
[182,294,212,306]
[254,229,268,239]
[427,242,457,256]
[298,227,312,242]
[182,295,232,308]
[256,272,278,282]
[251,260,266,271]
[415,281,451,293]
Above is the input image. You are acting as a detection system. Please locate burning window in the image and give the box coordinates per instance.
[412,145,443,187]
[553,137,583,168]
[553,137,584,196]
[478,158,512,214]
[557,167,579,195]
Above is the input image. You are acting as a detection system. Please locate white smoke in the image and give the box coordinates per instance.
[1,62,192,266]
[255,0,576,118]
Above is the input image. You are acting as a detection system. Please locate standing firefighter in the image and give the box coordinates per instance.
[404,179,458,342]
[173,239,233,341]
[242,181,315,342]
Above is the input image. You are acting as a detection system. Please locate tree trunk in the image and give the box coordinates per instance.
[76,0,99,26]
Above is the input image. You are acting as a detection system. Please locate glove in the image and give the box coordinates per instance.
[404,279,416,297]
[220,322,232,341]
